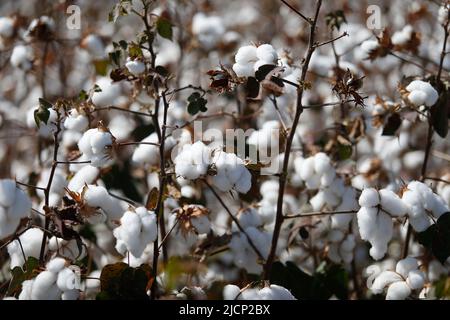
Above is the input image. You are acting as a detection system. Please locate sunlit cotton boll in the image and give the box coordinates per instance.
[10,44,34,70]
[212,151,252,194]
[7,228,44,268]
[174,141,212,180]
[113,207,157,258]
[78,128,115,167]
[406,80,439,107]
[125,58,146,75]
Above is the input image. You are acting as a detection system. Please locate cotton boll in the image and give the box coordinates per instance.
[0,17,14,38]
[360,40,379,60]
[310,191,326,211]
[191,215,211,234]
[298,156,315,181]
[359,188,380,207]
[191,13,225,49]
[0,179,16,207]
[7,228,44,268]
[131,133,159,165]
[81,34,105,59]
[379,189,407,217]
[370,271,403,293]
[31,271,60,300]
[259,285,296,300]
[113,207,157,257]
[385,281,411,300]
[91,77,121,107]
[395,257,418,278]
[174,141,212,180]
[233,63,254,77]
[67,165,99,191]
[19,280,34,300]
[223,284,240,300]
[211,151,252,193]
[125,58,146,75]
[406,80,439,107]
[78,128,114,167]
[256,44,278,64]
[235,45,258,65]
[356,206,378,241]
[10,44,33,70]
[57,267,81,292]
[64,109,89,132]
[46,257,66,273]
[313,152,332,175]
[406,270,425,290]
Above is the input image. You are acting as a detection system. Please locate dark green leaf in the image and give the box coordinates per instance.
[187,92,207,115]
[38,98,53,109]
[337,143,352,160]
[417,212,450,264]
[431,89,449,138]
[109,50,122,67]
[245,76,260,99]
[94,59,109,76]
[255,64,278,81]
[156,17,173,41]
[78,90,88,101]
[34,106,50,129]
[6,257,39,296]
[382,113,402,136]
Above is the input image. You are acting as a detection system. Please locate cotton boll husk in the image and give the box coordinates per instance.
[370,271,403,293]
[0,179,17,207]
[406,270,425,290]
[385,281,411,300]
[396,257,418,278]
[379,189,407,217]
[223,284,240,300]
[359,188,380,207]
[67,165,99,191]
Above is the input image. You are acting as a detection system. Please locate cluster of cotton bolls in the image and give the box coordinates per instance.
[368,257,425,300]
[78,127,115,167]
[0,179,32,239]
[223,284,296,300]
[357,188,407,260]
[7,228,43,268]
[294,152,358,230]
[18,257,81,300]
[174,141,252,194]
[232,44,278,77]
[113,206,157,258]
[402,181,449,232]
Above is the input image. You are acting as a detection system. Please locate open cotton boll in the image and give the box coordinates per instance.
[360,40,379,60]
[46,257,67,273]
[31,271,60,300]
[0,179,16,207]
[190,214,211,234]
[81,34,105,59]
[131,132,159,165]
[379,189,407,217]
[10,44,33,70]
[67,165,99,191]
[7,228,44,268]
[174,141,212,180]
[370,271,403,293]
[78,128,114,167]
[232,63,254,77]
[48,237,86,260]
[385,281,411,300]
[395,257,418,278]
[223,284,241,300]
[125,58,146,75]
[91,77,121,107]
[258,285,296,300]
[313,152,333,175]
[406,270,425,290]
[256,44,278,63]
[64,109,89,132]
[0,17,14,37]
[391,25,414,46]
[359,188,380,208]
[406,80,439,107]
[235,45,258,65]
[113,207,157,257]
[26,106,58,138]
[191,13,225,49]
[57,267,81,292]
[212,151,252,193]
[83,185,123,221]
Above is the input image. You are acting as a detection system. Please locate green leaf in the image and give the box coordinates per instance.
[78,90,88,101]
[270,261,349,299]
[245,76,260,99]
[337,143,352,160]
[6,257,39,296]
[156,17,173,41]
[34,106,50,129]
[38,98,53,109]
[255,64,278,81]
[431,89,449,138]
[109,50,122,67]
[97,262,153,300]
[94,59,109,76]
[128,43,143,60]
[187,92,207,115]
[417,212,450,264]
